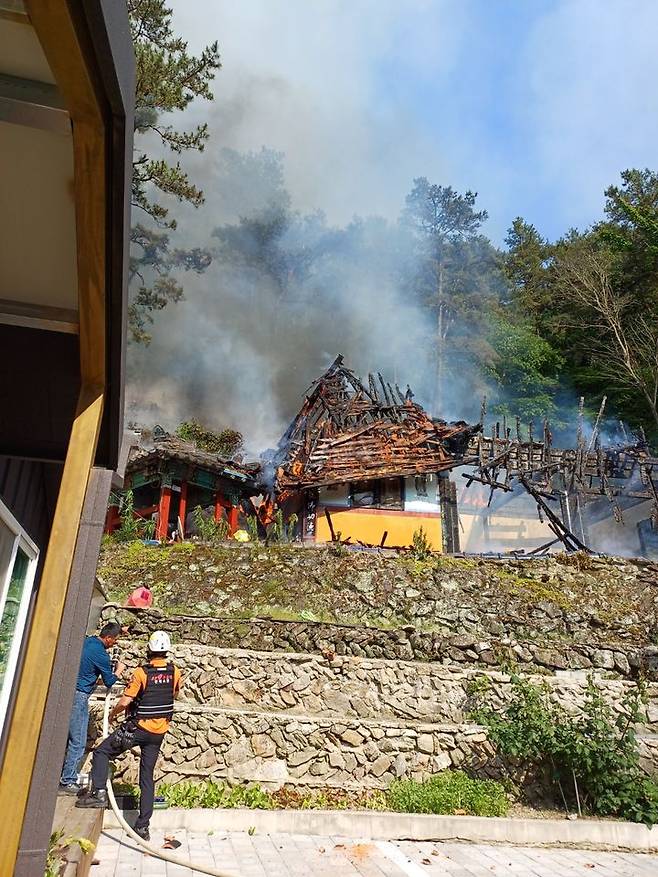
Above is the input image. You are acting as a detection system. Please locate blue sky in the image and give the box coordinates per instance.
[174,0,658,244]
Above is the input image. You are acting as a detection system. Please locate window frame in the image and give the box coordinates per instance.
[349,477,404,511]
[0,499,39,737]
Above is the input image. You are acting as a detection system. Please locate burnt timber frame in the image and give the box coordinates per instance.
[458,404,658,553]
[274,359,658,554]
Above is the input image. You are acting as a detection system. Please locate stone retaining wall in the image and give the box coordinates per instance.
[103,605,658,679]
[98,544,658,646]
[90,700,658,790]
[115,642,658,732]
[90,700,494,789]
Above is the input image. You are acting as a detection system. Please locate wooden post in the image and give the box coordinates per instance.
[156,486,172,540]
[104,504,120,534]
[227,505,239,535]
[214,491,225,522]
[178,481,188,537]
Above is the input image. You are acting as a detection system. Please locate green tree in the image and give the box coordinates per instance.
[503,218,553,332]
[127,0,221,342]
[485,317,564,422]
[402,178,502,413]
[175,420,243,458]
[551,232,658,434]
[600,169,658,310]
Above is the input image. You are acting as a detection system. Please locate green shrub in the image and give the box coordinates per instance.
[411,526,431,559]
[158,780,272,810]
[156,777,508,816]
[192,506,230,543]
[45,830,94,877]
[268,509,298,543]
[386,771,509,817]
[245,515,260,542]
[114,490,156,542]
[176,420,243,457]
[471,672,658,825]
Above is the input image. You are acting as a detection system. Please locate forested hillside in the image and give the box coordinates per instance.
[207,159,658,443]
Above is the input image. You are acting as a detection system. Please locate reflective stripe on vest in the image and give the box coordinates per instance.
[133,662,175,721]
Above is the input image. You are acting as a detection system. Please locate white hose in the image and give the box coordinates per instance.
[102,692,240,876]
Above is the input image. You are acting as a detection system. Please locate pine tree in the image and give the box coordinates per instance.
[127,0,221,342]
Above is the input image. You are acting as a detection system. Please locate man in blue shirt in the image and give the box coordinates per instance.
[59,621,126,794]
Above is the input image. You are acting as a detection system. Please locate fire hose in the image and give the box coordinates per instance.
[102,691,240,876]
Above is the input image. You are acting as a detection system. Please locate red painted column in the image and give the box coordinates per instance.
[104,504,120,534]
[214,491,226,522]
[156,486,172,540]
[227,505,239,536]
[178,481,188,537]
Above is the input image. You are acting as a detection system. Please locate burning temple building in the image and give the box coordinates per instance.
[272,356,658,555]
[106,427,260,539]
[271,355,478,550]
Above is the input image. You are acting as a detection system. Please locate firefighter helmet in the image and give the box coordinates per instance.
[148,630,171,653]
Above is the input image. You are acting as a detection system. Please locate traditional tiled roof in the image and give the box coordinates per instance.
[127,429,260,484]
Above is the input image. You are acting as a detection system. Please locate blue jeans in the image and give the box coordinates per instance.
[60,690,90,785]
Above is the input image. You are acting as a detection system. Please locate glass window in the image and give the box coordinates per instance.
[0,502,38,737]
[351,480,376,507]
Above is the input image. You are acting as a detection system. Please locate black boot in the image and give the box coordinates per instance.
[133,824,150,841]
[75,788,108,809]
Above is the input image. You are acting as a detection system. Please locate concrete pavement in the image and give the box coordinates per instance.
[94,829,658,876]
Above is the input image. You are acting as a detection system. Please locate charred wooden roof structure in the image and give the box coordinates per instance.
[273,357,658,554]
[460,401,658,552]
[273,355,480,490]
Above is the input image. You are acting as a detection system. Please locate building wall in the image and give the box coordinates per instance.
[316,506,442,549]
[586,500,651,557]
[403,474,440,513]
[456,469,556,554]
[459,510,555,554]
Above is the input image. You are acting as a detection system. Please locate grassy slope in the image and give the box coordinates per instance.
[98,540,658,643]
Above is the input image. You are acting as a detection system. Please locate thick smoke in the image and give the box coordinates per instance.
[127,144,491,453]
[125,2,495,452]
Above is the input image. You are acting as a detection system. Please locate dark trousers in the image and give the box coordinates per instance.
[90,723,164,829]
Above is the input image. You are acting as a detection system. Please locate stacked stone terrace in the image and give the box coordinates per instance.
[97,544,658,789]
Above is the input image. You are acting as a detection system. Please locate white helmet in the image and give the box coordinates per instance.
[148,630,171,653]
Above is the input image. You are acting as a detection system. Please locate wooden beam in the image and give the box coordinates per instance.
[0,298,79,334]
[26,0,106,387]
[0,387,104,875]
[0,4,29,24]
[227,505,239,536]
[0,1,108,870]
[215,491,230,522]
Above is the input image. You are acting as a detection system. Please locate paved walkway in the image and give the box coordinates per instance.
[95,829,658,876]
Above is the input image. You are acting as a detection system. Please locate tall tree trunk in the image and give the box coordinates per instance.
[434,262,445,414]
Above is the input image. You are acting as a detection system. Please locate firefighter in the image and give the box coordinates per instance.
[76,630,182,841]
